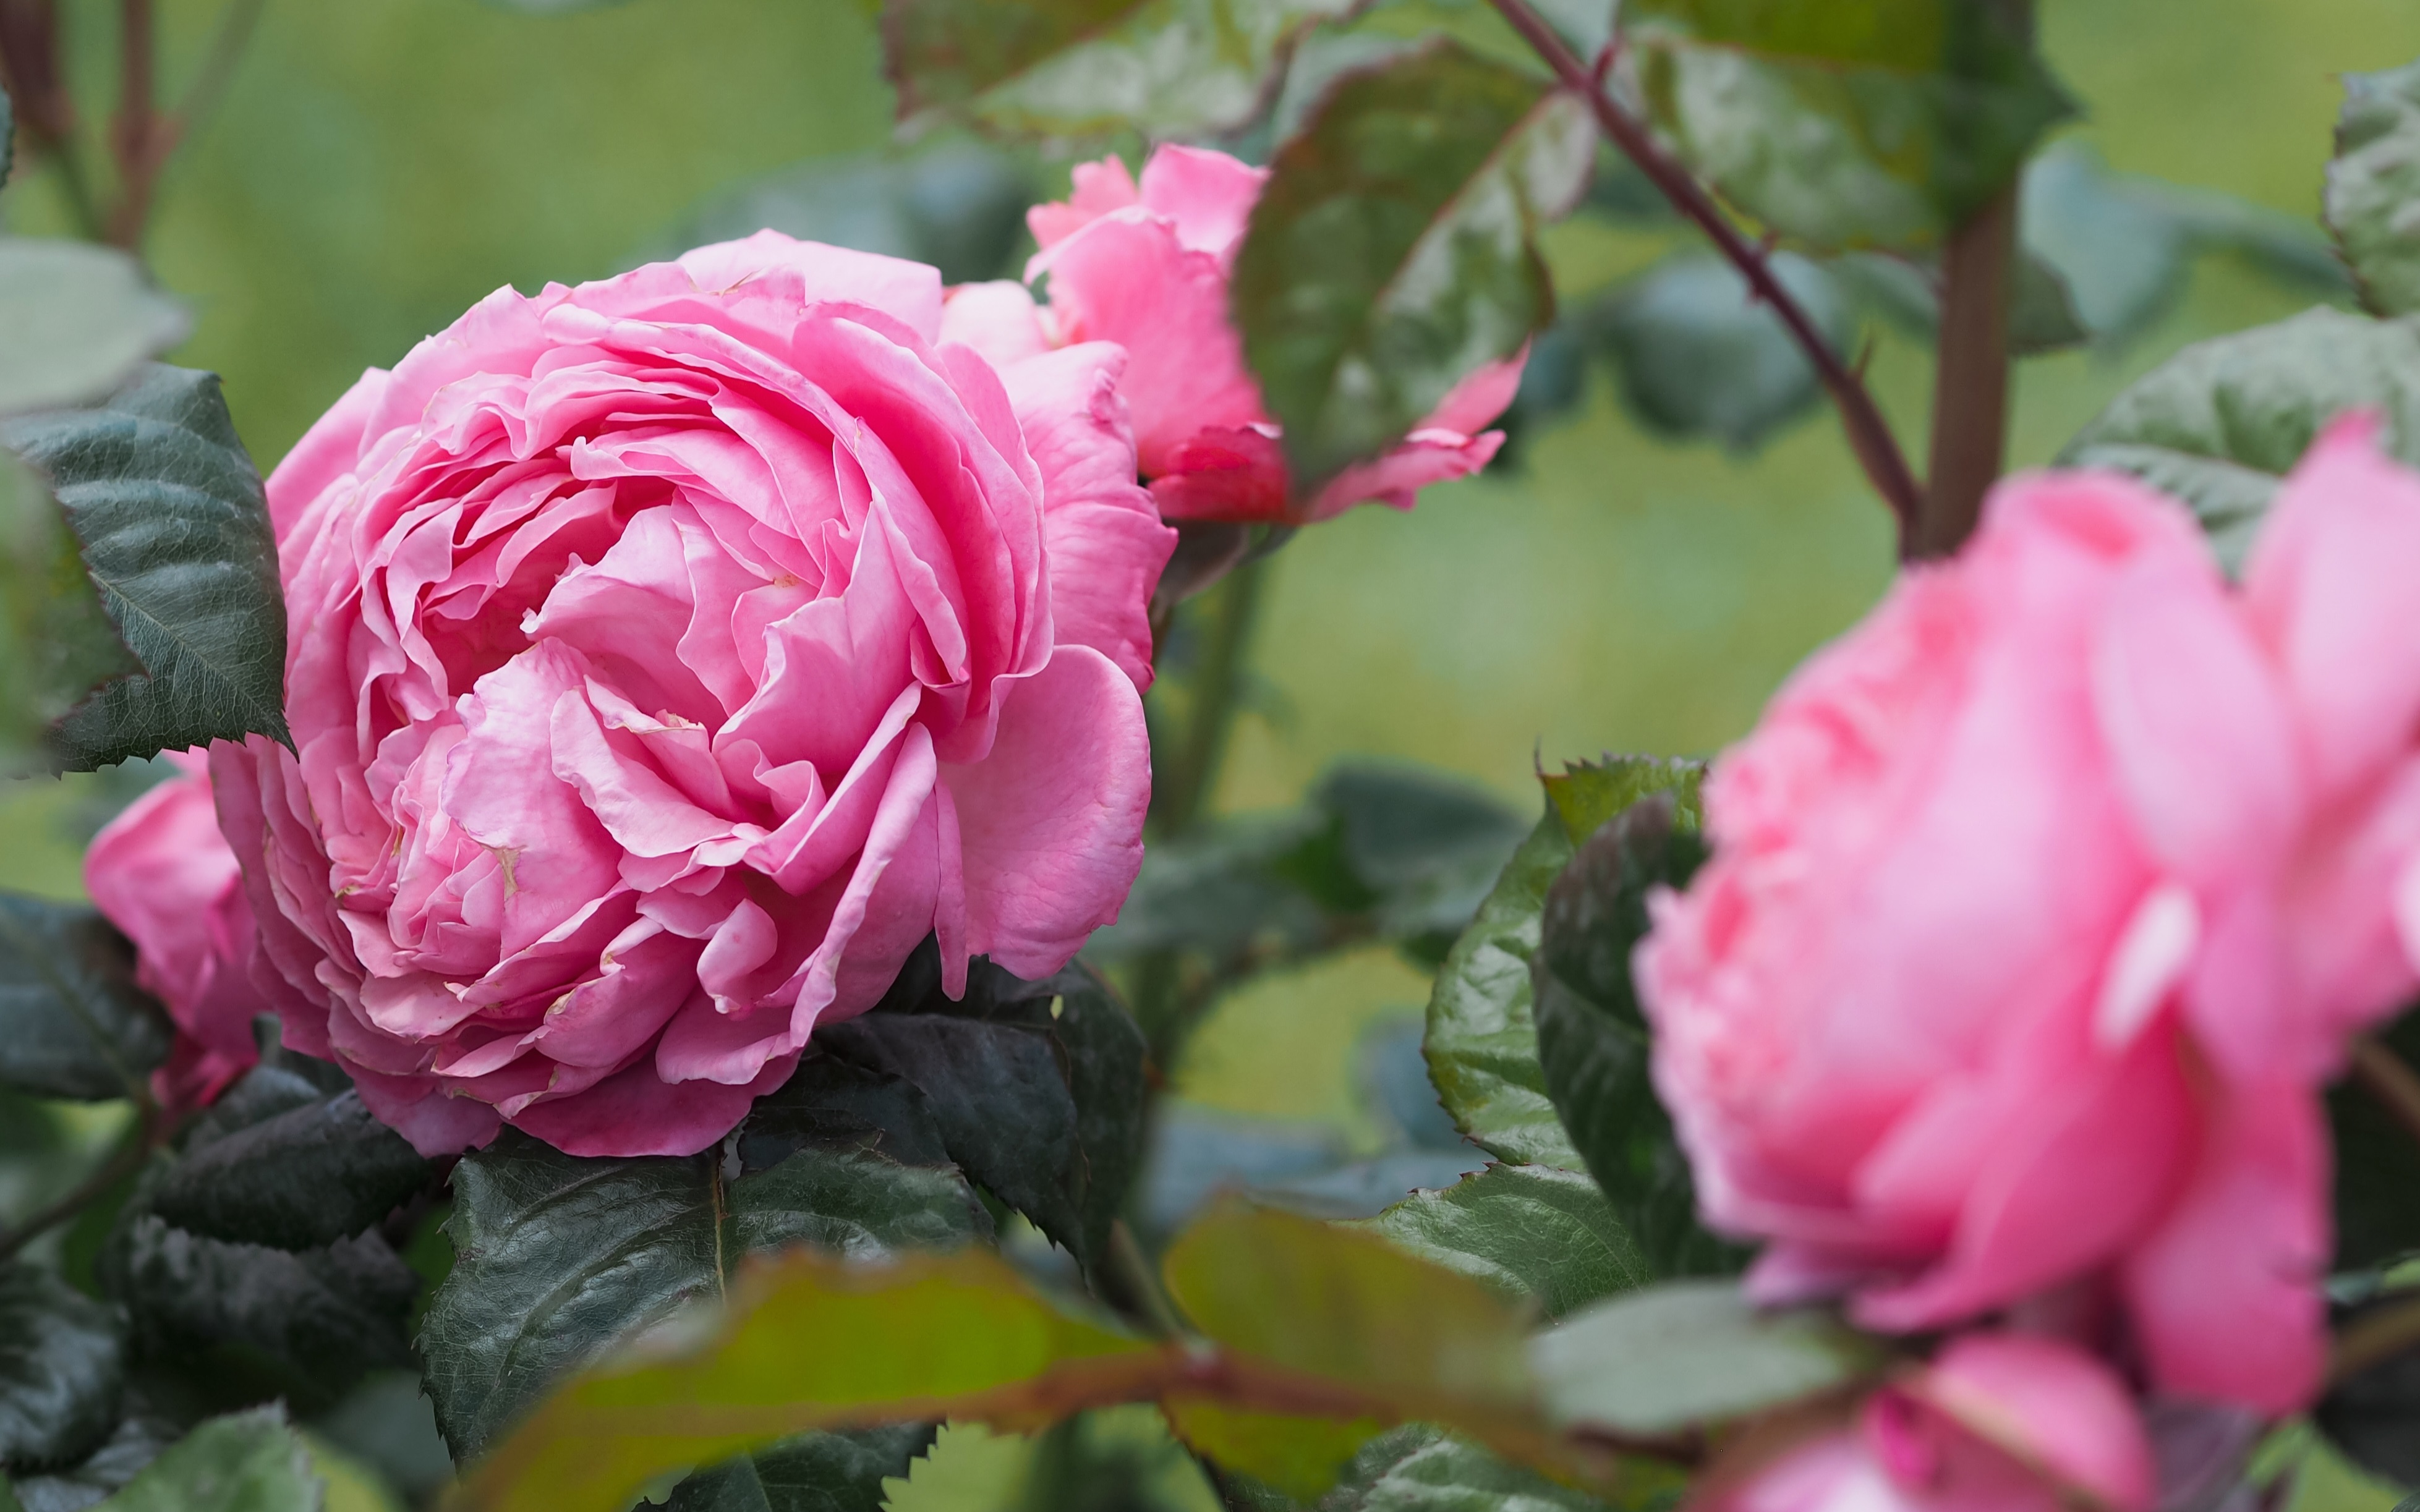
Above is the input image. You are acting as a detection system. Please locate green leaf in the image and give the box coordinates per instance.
[1530,1280,1875,1438]
[1160,1201,1534,1424]
[1323,1425,1614,1512]
[2059,308,2420,569]
[1532,794,1744,1280]
[147,1090,433,1252]
[1160,1403,1382,1504]
[455,1247,1160,1512]
[881,0,1361,141]
[648,1425,937,1512]
[1358,1163,1643,1321]
[0,893,171,1102]
[0,453,141,775]
[1233,41,1593,495]
[1540,757,1703,847]
[0,242,188,418]
[1,364,289,770]
[1627,0,2073,252]
[104,1217,420,1404]
[2330,59,2420,318]
[420,1129,986,1460]
[643,145,1031,286]
[92,1406,322,1512]
[814,951,1144,1273]
[1423,810,1586,1170]
[0,1263,123,1472]
[1588,252,1850,451]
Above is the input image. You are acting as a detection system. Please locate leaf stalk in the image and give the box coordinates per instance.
[1483,0,1926,558]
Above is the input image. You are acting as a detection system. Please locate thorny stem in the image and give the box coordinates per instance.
[2351,1037,2420,1151]
[1485,0,1926,558]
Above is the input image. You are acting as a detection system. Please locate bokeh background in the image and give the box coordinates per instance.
[6,1,2420,1505]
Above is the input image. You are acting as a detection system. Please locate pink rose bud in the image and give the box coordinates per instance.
[1016,144,1521,525]
[83,750,262,1112]
[1709,1335,2155,1512]
[1637,415,2420,1415]
[215,233,1176,1160]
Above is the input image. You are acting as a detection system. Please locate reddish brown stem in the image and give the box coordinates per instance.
[2352,1037,2420,1151]
[1484,0,1925,557]
[1917,184,2016,557]
[106,0,175,249]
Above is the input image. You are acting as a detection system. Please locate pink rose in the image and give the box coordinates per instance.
[83,751,261,1112]
[1706,1335,2155,1512]
[215,232,1175,1159]
[1637,417,2420,1414]
[1012,145,1522,525]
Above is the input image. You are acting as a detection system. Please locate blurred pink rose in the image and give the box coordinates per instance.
[216,232,1174,1160]
[1707,1335,2155,1512]
[1007,144,1521,525]
[1637,417,2420,1414]
[83,751,260,1112]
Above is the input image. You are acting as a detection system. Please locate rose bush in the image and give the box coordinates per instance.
[82,751,260,1112]
[211,231,1174,1159]
[1705,1335,2155,1512]
[1637,417,2420,1414]
[999,144,1523,525]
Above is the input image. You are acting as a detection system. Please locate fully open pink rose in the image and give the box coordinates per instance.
[1637,417,2420,1414]
[215,232,1174,1159]
[1016,145,1521,525]
[1707,1335,2155,1512]
[83,752,261,1112]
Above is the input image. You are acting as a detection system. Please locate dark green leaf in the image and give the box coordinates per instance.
[1530,1280,1875,1437]
[1532,795,1743,1280]
[650,1425,936,1512]
[420,1129,984,1460]
[1,364,289,770]
[882,0,1361,141]
[2021,143,2189,346]
[1360,1163,1643,1320]
[88,1406,320,1512]
[2060,308,2420,569]
[1423,811,1587,1171]
[104,1216,419,1403]
[816,950,1144,1273]
[1588,251,1849,451]
[1322,1425,1611,1512]
[0,454,140,775]
[1539,757,1702,847]
[0,893,171,1102]
[148,1090,432,1252]
[0,1264,122,1472]
[0,243,187,417]
[1233,41,1592,494]
[2333,1011,2420,1270]
[9,1415,174,1512]
[737,1055,953,1174]
[1627,0,2072,252]
[2330,58,2420,318]
[2008,253,2089,357]
[641,145,1031,286]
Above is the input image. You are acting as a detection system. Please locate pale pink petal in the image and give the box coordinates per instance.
[2121,1076,2328,1416]
[1909,1335,2158,1512]
[673,231,945,343]
[1135,145,1268,261]
[1027,155,1140,251]
[942,645,1149,980]
[2243,412,2420,801]
[940,281,1052,368]
[1422,352,1526,436]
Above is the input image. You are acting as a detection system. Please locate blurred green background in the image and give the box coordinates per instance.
[5,0,2420,1505]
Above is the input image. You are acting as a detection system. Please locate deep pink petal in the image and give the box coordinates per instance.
[512,1044,795,1158]
[1305,427,1505,521]
[1909,1335,2157,1512]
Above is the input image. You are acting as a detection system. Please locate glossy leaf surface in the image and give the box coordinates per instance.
[1627,0,2072,251]
[0,894,171,1102]
[1,365,288,770]
[2060,308,2420,569]
[1233,41,1591,493]
[1360,1163,1642,1320]
[882,0,1360,140]
[148,1090,433,1252]
[0,454,140,775]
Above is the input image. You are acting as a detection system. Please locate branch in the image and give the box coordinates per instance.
[104,0,174,250]
[2352,1037,2420,1150]
[1484,0,1925,556]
